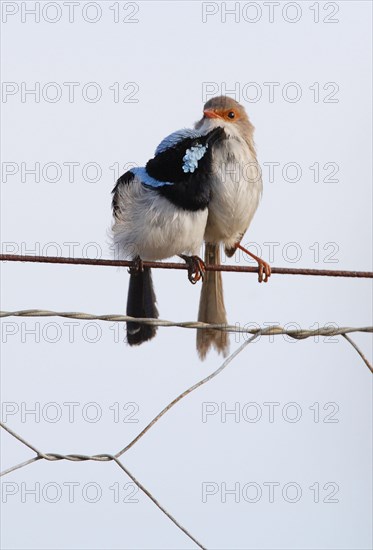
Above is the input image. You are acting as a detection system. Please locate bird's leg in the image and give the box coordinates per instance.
[236,243,271,283]
[179,254,206,285]
[128,256,144,275]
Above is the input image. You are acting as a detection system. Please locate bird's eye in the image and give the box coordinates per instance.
[227,111,235,119]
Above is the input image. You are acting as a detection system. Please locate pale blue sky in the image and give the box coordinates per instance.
[1,1,372,549]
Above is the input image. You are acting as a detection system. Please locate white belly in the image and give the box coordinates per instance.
[112,178,207,261]
[204,138,262,248]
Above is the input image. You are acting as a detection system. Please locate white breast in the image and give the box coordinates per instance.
[204,135,262,248]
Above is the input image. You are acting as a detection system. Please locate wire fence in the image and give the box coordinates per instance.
[1,254,372,549]
[1,253,373,277]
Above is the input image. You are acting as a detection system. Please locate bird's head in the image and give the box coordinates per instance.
[195,96,255,151]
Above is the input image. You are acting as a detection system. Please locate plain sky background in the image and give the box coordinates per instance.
[1,1,372,549]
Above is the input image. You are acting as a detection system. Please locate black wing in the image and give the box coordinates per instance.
[146,127,225,184]
[146,127,226,211]
[111,170,135,219]
[112,126,226,214]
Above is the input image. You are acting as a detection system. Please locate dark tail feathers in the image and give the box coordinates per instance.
[126,267,159,346]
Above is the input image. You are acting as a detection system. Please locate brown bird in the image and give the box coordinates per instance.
[194,96,271,359]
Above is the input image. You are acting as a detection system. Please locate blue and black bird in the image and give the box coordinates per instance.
[112,125,225,345]
[112,96,271,353]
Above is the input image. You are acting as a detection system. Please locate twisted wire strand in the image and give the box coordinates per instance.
[2,254,372,548]
[0,332,261,544]
[0,332,261,548]
[1,253,372,278]
[1,311,372,372]
[1,323,372,547]
[0,420,206,550]
[1,309,372,340]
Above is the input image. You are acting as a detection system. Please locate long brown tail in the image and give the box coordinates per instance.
[196,243,229,360]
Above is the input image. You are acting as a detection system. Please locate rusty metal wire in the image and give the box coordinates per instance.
[1,253,372,278]
[1,256,372,548]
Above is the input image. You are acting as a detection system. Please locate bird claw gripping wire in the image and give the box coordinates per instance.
[128,256,144,275]
[179,255,206,284]
[256,257,271,283]
[235,243,271,283]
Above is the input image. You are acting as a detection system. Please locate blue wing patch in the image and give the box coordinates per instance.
[182,143,208,173]
[147,126,225,185]
[131,166,174,188]
[155,128,202,155]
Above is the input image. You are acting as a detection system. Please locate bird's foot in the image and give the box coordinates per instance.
[179,254,206,284]
[255,257,271,283]
[236,243,271,283]
[128,256,144,275]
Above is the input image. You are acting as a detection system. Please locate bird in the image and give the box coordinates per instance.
[194,96,271,360]
[111,122,226,346]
